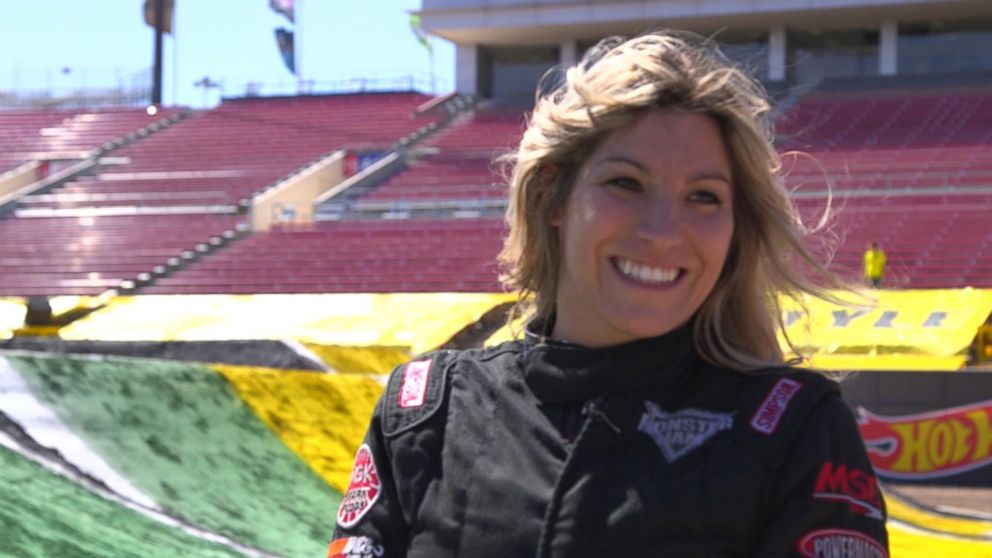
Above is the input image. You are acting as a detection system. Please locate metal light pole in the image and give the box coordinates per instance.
[152,0,164,104]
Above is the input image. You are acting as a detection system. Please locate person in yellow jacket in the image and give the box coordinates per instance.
[864,242,887,288]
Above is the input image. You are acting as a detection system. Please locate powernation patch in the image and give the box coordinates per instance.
[326,536,384,558]
[637,402,733,463]
[797,528,888,558]
[398,359,431,408]
[751,378,802,434]
[336,444,382,528]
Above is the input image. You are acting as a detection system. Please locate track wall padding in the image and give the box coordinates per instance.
[842,371,992,487]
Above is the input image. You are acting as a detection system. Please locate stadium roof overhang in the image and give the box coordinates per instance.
[418,0,992,46]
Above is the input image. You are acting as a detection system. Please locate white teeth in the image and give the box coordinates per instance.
[616,258,679,285]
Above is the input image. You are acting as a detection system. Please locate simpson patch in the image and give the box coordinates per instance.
[398,359,431,408]
[751,378,801,434]
[337,444,382,528]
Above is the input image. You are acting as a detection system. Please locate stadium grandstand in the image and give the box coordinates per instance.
[2,1,992,557]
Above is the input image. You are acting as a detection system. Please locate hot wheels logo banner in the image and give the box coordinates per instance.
[858,400,992,480]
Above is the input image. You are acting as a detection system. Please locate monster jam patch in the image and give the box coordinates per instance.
[337,444,381,528]
[798,528,887,558]
[637,402,733,462]
[327,536,384,558]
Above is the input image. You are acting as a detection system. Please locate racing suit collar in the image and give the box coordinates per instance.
[521,317,698,403]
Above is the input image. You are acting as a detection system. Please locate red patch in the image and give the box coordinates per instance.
[814,462,884,520]
[336,444,381,528]
[798,528,887,558]
[750,378,801,434]
[327,536,384,558]
[398,359,431,408]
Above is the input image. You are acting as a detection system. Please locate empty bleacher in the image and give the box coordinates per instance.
[780,87,992,288]
[0,93,441,297]
[779,89,992,192]
[16,93,440,212]
[354,107,524,202]
[140,218,504,294]
[0,214,244,296]
[4,87,992,297]
[796,195,992,288]
[134,102,516,296]
[0,107,183,173]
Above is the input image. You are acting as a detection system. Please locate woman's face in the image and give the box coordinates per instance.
[551,108,735,347]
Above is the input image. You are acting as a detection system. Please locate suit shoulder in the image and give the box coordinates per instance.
[380,343,524,436]
[729,366,843,469]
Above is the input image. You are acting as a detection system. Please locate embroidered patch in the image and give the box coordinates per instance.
[398,359,431,408]
[750,378,801,434]
[637,402,733,462]
[814,462,884,520]
[336,444,381,528]
[327,536,384,558]
[798,528,887,558]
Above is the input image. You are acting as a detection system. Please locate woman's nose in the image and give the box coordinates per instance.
[636,197,682,245]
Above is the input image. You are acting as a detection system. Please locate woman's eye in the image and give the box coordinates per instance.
[688,190,722,205]
[607,177,641,191]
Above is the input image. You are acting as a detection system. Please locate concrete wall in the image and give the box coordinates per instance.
[421,0,992,92]
[841,370,992,416]
[0,162,40,203]
[251,151,346,232]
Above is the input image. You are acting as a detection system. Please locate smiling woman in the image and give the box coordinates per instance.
[500,32,847,369]
[329,31,888,558]
[551,109,735,347]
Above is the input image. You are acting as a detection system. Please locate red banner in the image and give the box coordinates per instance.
[858,400,992,480]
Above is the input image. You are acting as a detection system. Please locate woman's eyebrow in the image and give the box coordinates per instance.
[598,155,648,171]
[599,156,731,184]
[691,171,732,184]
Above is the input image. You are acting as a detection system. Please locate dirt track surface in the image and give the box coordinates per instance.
[889,483,992,515]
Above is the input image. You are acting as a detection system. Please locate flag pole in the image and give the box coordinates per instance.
[152,0,164,104]
[430,44,436,93]
[171,2,178,105]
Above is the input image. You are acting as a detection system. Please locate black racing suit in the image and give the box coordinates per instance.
[330,324,889,557]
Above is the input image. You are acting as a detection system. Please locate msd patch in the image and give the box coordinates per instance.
[637,401,733,462]
[750,378,801,434]
[327,536,384,558]
[336,444,381,528]
[814,462,884,520]
[798,528,887,558]
[398,359,431,408]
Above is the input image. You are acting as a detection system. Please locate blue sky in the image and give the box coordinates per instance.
[0,1,454,107]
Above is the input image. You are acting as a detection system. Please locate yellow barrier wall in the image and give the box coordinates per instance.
[60,293,515,354]
[782,289,992,360]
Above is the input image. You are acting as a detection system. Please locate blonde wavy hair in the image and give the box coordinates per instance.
[498,30,847,370]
